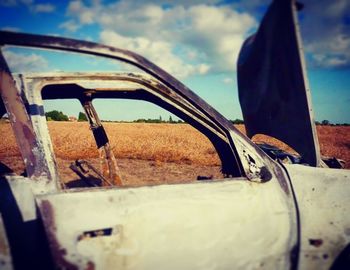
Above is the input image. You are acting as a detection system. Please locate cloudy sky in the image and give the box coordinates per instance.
[0,0,349,123]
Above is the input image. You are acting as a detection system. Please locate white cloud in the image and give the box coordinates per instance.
[68,0,104,25]
[34,3,55,13]
[180,4,256,71]
[197,63,210,75]
[3,51,49,72]
[100,30,209,78]
[0,0,33,6]
[63,0,257,75]
[1,0,55,13]
[67,0,82,13]
[1,26,20,32]
[60,0,350,70]
[0,0,32,6]
[59,20,80,32]
[20,0,32,4]
[79,10,94,24]
[187,51,197,60]
[223,77,234,84]
[311,50,350,69]
[199,0,350,70]
[305,32,350,68]
[0,0,17,6]
[296,0,350,68]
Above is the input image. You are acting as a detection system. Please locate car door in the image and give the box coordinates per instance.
[0,22,299,270]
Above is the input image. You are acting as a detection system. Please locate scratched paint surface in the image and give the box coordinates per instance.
[286,164,350,269]
[37,178,294,270]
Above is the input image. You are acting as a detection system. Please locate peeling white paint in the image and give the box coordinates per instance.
[286,164,350,269]
[7,176,37,222]
[37,178,295,270]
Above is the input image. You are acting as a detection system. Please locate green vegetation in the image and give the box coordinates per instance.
[78,112,88,122]
[230,119,244,125]
[315,120,349,126]
[41,110,350,126]
[45,110,68,121]
[133,116,183,124]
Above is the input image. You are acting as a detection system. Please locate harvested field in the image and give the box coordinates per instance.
[1,122,349,186]
[47,122,220,166]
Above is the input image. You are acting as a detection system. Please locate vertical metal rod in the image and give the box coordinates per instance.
[81,94,122,186]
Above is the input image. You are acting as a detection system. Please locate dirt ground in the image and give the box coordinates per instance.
[1,122,349,187]
[57,158,223,187]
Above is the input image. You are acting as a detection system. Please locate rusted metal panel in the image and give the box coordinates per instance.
[237,0,321,167]
[13,74,60,186]
[18,71,236,180]
[0,52,59,185]
[0,52,38,178]
[19,72,238,178]
[18,71,282,184]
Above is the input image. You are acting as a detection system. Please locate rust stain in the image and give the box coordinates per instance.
[309,238,323,247]
[0,59,43,179]
[0,236,9,257]
[85,261,95,270]
[40,200,83,270]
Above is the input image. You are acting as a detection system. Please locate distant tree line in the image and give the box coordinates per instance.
[230,119,244,125]
[133,116,183,124]
[45,110,68,121]
[45,111,88,122]
[42,111,349,126]
[315,120,349,126]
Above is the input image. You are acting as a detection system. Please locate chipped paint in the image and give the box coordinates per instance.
[40,199,80,270]
[286,164,350,269]
[17,71,246,179]
[37,178,295,269]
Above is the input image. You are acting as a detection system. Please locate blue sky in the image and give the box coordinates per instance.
[0,0,349,123]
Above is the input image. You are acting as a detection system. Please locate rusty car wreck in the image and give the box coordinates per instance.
[0,0,349,269]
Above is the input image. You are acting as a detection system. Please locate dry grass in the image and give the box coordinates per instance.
[1,122,349,176]
[47,122,221,166]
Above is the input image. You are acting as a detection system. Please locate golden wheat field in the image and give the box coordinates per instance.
[47,122,221,165]
[0,121,349,185]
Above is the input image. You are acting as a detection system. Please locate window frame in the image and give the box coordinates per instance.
[0,31,283,189]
